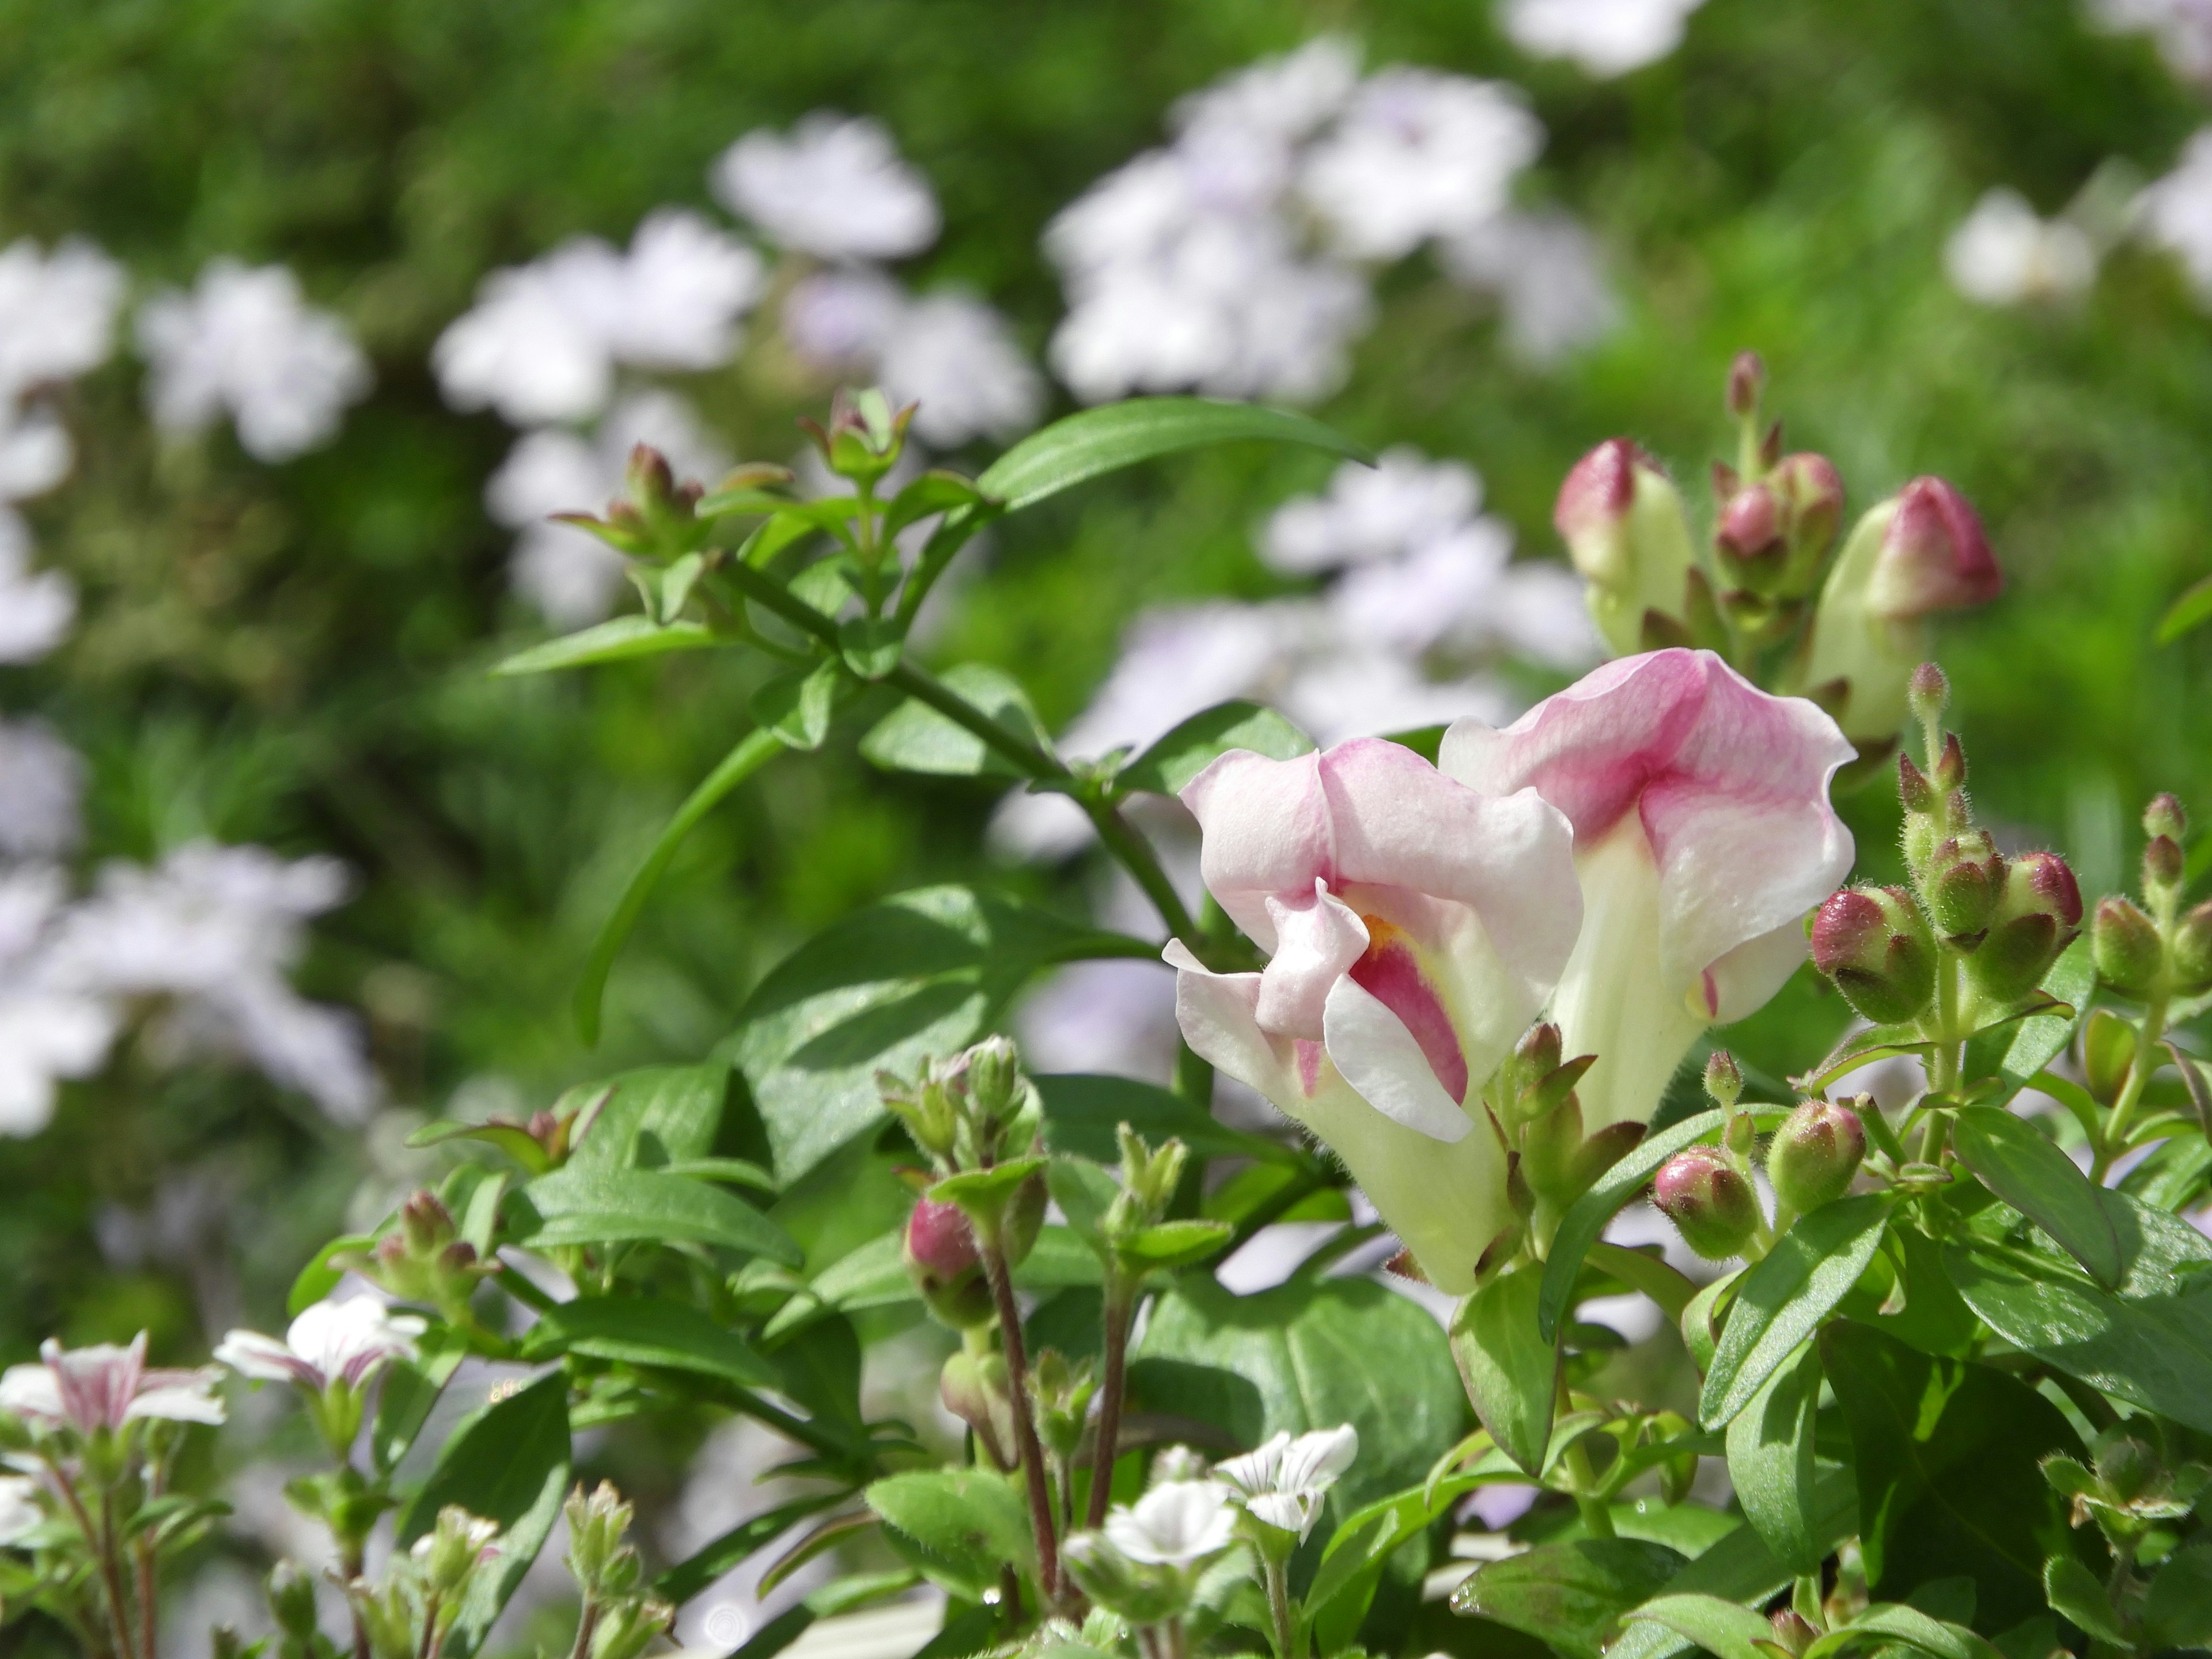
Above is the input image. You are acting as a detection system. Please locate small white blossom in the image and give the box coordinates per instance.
[1945,189,2099,305]
[1263,449,1483,575]
[607,210,766,372]
[137,261,372,463]
[0,1474,41,1546]
[783,272,1041,446]
[2092,0,2212,83]
[1501,0,1709,77]
[1173,36,1363,149]
[0,719,85,858]
[1216,1425,1359,1537]
[0,238,124,402]
[1279,652,1512,744]
[0,866,115,1137]
[1300,70,1542,260]
[1104,1480,1238,1568]
[0,1333,225,1434]
[217,1296,426,1391]
[713,113,940,261]
[2139,132,2212,300]
[1440,210,1619,362]
[0,402,73,503]
[0,511,76,664]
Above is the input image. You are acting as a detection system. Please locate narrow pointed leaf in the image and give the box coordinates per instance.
[1450,1263,1558,1475]
[492,615,722,676]
[1701,1194,1891,1429]
[1949,1107,2122,1287]
[1724,1341,1823,1571]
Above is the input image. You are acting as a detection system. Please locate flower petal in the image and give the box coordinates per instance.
[1180,749,1335,952]
[1256,882,1370,1040]
[213,1330,320,1388]
[1322,975,1474,1142]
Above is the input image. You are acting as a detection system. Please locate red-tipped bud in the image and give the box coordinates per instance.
[2146,794,2189,843]
[1516,1021,1564,1081]
[1931,733,1967,793]
[1813,886,1937,1024]
[1866,480,2002,619]
[1968,851,2084,1003]
[1653,1147,1762,1260]
[1768,1612,1818,1659]
[904,1198,991,1328]
[1704,1050,1744,1111]
[1714,455,1844,597]
[2175,901,2212,995]
[1897,753,1937,815]
[1926,831,2006,944]
[2146,835,2186,890]
[1726,351,1766,421]
[1767,1100,1867,1214]
[1909,662,1952,726]
[2093,897,2164,996]
[1554,439,1695,656]
[1717,484,1781,562]
[1555,439,1648,587]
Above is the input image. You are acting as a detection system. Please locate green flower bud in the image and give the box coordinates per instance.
[1703,1050,1744,1112]
[1061,1533,1189,1625]
[1715,453,1844,599]
[1968,851,2083,1005]
[2175,901,2212,995]
[1726,351,1765,421]
[799,387,915,486]
[2093,896,2164,996]
[563,1482,637,1599]
[2146,794,2189,843]
[1516,1020,1564,1083]
[1554,439,1698,656]
[1909,662,1952,728]
[415,1506,501,1598]
[2084,1009,2138,1105]
[590,1599,675,1659]
[2146,834,2186,891]
[1925,831,2005,944]
[1028,1348,1098,1466]
[1653,1148,1762,1260]
[1767,1100,1866,1214]
[1812,886,1936,1024]
[1898,752,1938,815]
[940,1349,1016,1470]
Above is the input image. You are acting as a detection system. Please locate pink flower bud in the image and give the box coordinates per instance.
[1726,351,1765,421]
[1768,1611,1817,1658]
[1910,662,1951,722]
[2173,901,2212,995]
[2146,835,2186,889]
[1716,483,1781,563]
[904,1197,980,1283]
[1554,438,1650,588]
[1553,440,1696,654]
[1931,733,1967,793]
[1968,851,2083,1003]
[1925,832,2006,944]
[2146,794,2189,842]
[1897,753,1938,815]
[1653,1147,1761,1260]
[1517,1021,1563,1080]
[1865,479,2002,619]
[1767,1099,1866,1214]
[1714,456,1844,597]
[2093,897,2164,996]
[1812,887,1936,1024]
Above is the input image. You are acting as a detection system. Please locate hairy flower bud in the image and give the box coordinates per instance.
[2176,902,2212,995]
[1768,1612,1818,1659]
[1910,662,1951,726]
[2094,897,2165,996]
[1930,732,1966,793]
[1653,1147,1762,1260]
[1714,454,1844,599]
[1866,481,2002,620]
[1554,439,1698,656]
[1969,851,2084,1003]
[2146,835,2186,891]
[1812,886,1937,1024]
[1767,1099,1866,1214]
[1704,1050,1744,1111]
[1726,351,1765,421]
[2146,794,2189,843]
[1925,831,2006,944]
[904,1198,991,1328]
[1517,1020,1564,1082]
[1897,752,1937,815]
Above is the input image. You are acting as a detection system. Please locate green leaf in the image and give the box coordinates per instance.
[1724,1341,1823,1572]
[575,729,785,1044]
[1949,1107,2122,1287]
[513,1167,802,1264]
[1806,1605,2005,1659]
[749,658,855,751]
[1045,1156,1119,1248]
[563,1064,731,1172]
[1701,1193,1892,1429]
[1453,1540,1688,1659]
[406,1119,553,1174]
[1036,1071,1300,1165]
[1791,1022,1932,1095]
[1586,1241,1700,1321]
[910,1604,1004,1659]
[837,616,903,680]
[397,1372,570,1656]
[1624,1593,1786,1659]
[1961,940,2095,1101]
[654,1494,850,1603]
[2143,1544,2212,1649]
[518,1294,779,1388]
[1120,1219,1234,1269]
[657,1157,777,1191]
[1139,1274,1465,1509]
[859,663,1048,778]
[724,885,1158,1179]
[1819,1321,2086,1630]
[865,1468,1033,1599]
[975,396,1369,513]
[882,469,984,542]
[2041,1556,2130,1646]
[491,615,722,676]
[927,1156,1047,1211]
[372,1324,468,1475]
[2157,571,2212,645]
[1450,1263,1559,1476]
[1111,700,1315,800]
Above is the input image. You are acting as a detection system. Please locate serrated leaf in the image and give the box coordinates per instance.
[491,615,723,676]
[513,1167,801,1264]
[975,396,1369,513]
[1111,700,1315,800]
[1455,1540,1687,1659]
[858,663,1048,778]
[1950,1107,2122,1287]
[517,1294,778,1387]
[1702,1194,1891,1429]
[1450,1263,1558,1475]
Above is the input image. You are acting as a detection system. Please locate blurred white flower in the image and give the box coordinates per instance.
[1216,1425,1358,1537]
[1501,0,1709,77]
[218,1296,426,1391]
[1279,652,1510,744]
[713,113,940,260]
[0,1474,40,1545]
[0,719,85,858]
[1104,1479,1237,1567]
[1174,35,1362,148]
[2138,130,2212,300]
[0,238,124,402]
[2092,0,2212,83]
[784,271,1041,446]
[1440,210,1619,362]
[435,217,761,426]
[138,262,372,463]
[45,841,376,1123]
[1263,449,1482,575]
[0,866,116,1137]
[0,1333,226,1432]
[1945,188,2099,305]
[0,510,77,664]
[1300,70,1542,260]
[782,267,907,363]
[0,402,74,502]
[488,391,730,626]
[1331,522,1516,652]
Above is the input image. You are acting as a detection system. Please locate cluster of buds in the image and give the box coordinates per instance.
[799,386,916,490]
[2093,794,2212,1003]
[1813,666,2081,1027]
[2043,1427,2212,1558]
[340,1192,500,1325]
[412,1084,611,1176]
[563,1482,675,1659]
[1653,1055,1866,1259]
[346,1506,502,1659]
[1553,353,2002,762]
[1484,1023,1643,1270]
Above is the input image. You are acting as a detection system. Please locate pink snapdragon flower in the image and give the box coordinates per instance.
[215,1296,426,1392]
[0,1332,225,1435]
[1165,737,1581,1291]
[1442,649,1856,1130]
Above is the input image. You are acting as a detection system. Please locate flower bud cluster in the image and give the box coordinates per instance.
[1652,1056,1865,1260]
[342,1192,499,1323]
[2090,794,2211,1003]
[346,1506,503,1659]
[879,1035,1043,1179]
[1487,1022,1642,1264]
[563,1482,675,1659]
[800,386,915,487]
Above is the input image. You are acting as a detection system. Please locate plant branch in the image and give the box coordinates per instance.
[1085,1285,1134,1529]
[2096,992,2170,1182]
[981,1238,1062,1608]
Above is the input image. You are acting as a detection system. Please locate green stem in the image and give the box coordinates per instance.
[1559,1442,1615,1538]
[1263,1556,1295,1659]
[1086,1285,1134,1529]
[55,1467,138,1659]
[416,1592,442,1659]
[2095,993,2170,1182]
[566,1600,601,1659]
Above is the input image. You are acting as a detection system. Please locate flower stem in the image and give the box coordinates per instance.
[566,1600,601,1659]
[1086,1286,1134,1529]
[1263,1556,1295,1659]
[982,1238,1062,1608]
[2095,993,2169,1182]
[416,1592,442,1659]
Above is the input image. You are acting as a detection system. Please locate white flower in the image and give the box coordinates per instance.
[0,719,85,859]
[488,391,730,626]
[137,262,372,463]
[712,113,940,260]
[1439,210,1619,363]
[1278,652,1511,745]
[1216,1425,1359,1537]
[1944,189,2098,306]
[1330,522,1515,653]
[604,209,765,371]
[2092,0,2212,83]
[1263,449,1483,575]
[0,866,115,1137]
[217,1296,426,1391]
[0,511,76,664]
[1501,0,1709,77]
[1173,36,1362,149]
[0,1333,226,1434]
[0,238,124,402]
[2139,128,2212,300]
[783,272,1041,446]
[1104,1480,1238,1568]
[0,1474,42,1546]
[1299,70,1542,260]
[0,402,74,503]
[782,267,908,363]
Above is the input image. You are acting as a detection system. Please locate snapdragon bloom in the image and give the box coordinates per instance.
[1166,738,1580,1291]
[1442,649,1855,1130]
[0,1333,225,1435]
[216,1296,426,1392]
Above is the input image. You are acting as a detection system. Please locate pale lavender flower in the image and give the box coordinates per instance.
[137,261,372,463]
[878,293,1043,446]
[1173,36,1362,149]
[1104,1480,1238,1567]
[1440,210,1619,362]
[1263,449,1482,575]
[0,511,76,663]
[1215,1425,1359,1537]
[0,867,115,1137]
[1278,652,1510,745]
[782,268,906,364]
[0,1473,42,1545]
[0,719,84,859]
[0,238,124,402]
[1330,522,1514,654]
[0,402,73,503]
[1945,190,2098,305]
[2138,131,2212,300]
[713,113,940,261]
[1502,0,1709,77]
[0,1332,225,1434]
[217,1296,426,1391]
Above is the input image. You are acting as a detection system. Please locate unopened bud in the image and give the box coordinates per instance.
[1726,351,1765,421]
[963,1035,1022,1124]
[1931,732,1966,793]
[400,1191,456,1254]
[904,1198,991,1328]
[563,1482,635,1597]
[1812,886,1937,1024]
[2146,835,2185,891]
[1703,1050,1744,1111]
[2146,794,2189,843]
[416,1507,500,1596]
[1926,832,2006,944]
[1898,753,1937,815]
[1868,483,2002,620]
[1554,439,1698,656]
[2085,1009,2138,1104]
[940,1350,1016,1469]
[1653,1148,1762,1260]
[2176,902,2212,994]
[1767,1611,1818,1658]
[1516,1021,1564,1081]
[2093,897,2164,996]
[1767,1100,1866,1214]
[1908,662,1951,728]
[1968,851,2084,1003]
[1713,454,1844,599]
[1062,1532,1187,1625]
